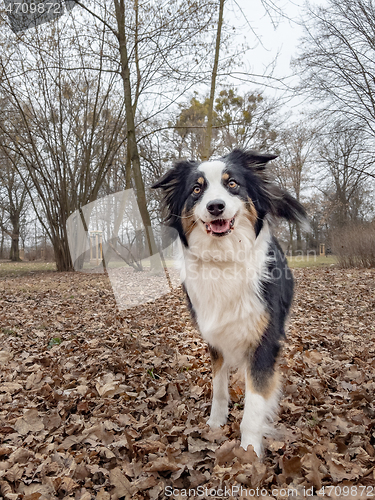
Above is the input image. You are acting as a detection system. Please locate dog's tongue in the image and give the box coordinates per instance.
[208,219,231,233]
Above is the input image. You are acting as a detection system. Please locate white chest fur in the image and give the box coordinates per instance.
[182,222,271,368]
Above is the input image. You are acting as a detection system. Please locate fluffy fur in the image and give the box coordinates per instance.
[152,149,307,457]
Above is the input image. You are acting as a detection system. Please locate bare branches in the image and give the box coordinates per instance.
[294,0,375,140]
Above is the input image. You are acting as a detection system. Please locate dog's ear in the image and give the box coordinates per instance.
[151,168,176,190]
[245,150,278,169]
[267,184,309,229]
[224,149,278,170]
[152,160,198,190]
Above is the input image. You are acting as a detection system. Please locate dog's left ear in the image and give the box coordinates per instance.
[224,149,278,170]
[268,185,309,228]
[246,150,278,169]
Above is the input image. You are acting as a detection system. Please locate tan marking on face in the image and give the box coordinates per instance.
[197,177,205,185]
[246,369,281,400]
[222,172,230,181]
[245,197,258,227]
[181,207,196,236]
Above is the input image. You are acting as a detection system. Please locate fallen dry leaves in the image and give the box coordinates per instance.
[0,266,374,499]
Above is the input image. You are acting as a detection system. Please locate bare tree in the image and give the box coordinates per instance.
[0,152,29,261]
[294,0,375,150]
[317,121,373,229]
[273,121,316,252]
[66,0,218,265]
[202,0,225,161]
[0,23,127,271]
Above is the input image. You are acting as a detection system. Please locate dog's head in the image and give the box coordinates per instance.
[152,149,307,247]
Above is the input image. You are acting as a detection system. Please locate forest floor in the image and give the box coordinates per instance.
[0,264,374,499]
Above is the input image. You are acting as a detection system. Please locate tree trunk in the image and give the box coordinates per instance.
[114,0,160,269]
[288,222,295,256]
[0,229,4,259]
[296,224,302,253]
[202,0,225,161]
[9,234,20,261]
[53,235,74,272]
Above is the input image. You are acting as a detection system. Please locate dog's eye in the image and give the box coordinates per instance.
[193,185,201,195]
[228,180,238,189]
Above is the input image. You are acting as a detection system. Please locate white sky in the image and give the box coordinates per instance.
[225,0,309,108]
[239,0,306,77]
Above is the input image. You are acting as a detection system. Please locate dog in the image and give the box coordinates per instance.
[152,149,307,457]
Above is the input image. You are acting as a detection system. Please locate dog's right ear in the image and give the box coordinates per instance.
[152,160,198,190]
[151,169,175,190]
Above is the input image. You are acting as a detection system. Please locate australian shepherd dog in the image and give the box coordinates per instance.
[152,149,307,457]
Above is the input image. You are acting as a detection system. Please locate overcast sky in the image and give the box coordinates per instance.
[226,0,310,108]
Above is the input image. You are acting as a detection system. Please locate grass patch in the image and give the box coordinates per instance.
[287,255,337,268]
[48,337,63,349]
[1,327,17,336]
[0,256,337,278]
[0,261,56,278]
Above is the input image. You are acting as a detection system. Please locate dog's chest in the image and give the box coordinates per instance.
[183,255,267,365]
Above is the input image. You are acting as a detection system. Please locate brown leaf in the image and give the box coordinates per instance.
[234,444,259,464]
[301,452,323,489]
[236,461,267,488]
[144,456,181,472]
[281,455,302,479]
[59,477,79,493]
[187,436,217,453]
[215,440,237,465]
[109,467,133,499]
[14,409,44,435]
[326,454,364,482]
[9,447,34,465]
[0,382,22,394]
[4,463,24,482]
[0,351,13,365]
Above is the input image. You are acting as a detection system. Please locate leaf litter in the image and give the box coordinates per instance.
[0,267,374,499]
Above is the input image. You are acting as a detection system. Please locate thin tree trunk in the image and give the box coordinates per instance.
[53,234,73,272]
[114,0,159,269]
[288,222,295,256]
[9,235,20,261]
[296,224,302,253]
[202,0,225,161]
[0,229,4,259]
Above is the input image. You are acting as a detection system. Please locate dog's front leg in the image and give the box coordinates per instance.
[240,367,280,457]
[207,345,229,428]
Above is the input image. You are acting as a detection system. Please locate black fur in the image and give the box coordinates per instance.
[251,237,294,391]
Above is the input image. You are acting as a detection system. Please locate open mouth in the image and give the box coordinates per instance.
[204,217,235,236]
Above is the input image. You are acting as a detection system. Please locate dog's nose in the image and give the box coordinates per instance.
[207,199,226,217]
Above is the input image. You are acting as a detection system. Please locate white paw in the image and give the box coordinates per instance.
[240,434,263,458]
[207,414,227,429]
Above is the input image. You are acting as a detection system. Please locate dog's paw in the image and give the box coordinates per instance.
[207,415,227,429]
[240,434,263,458]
